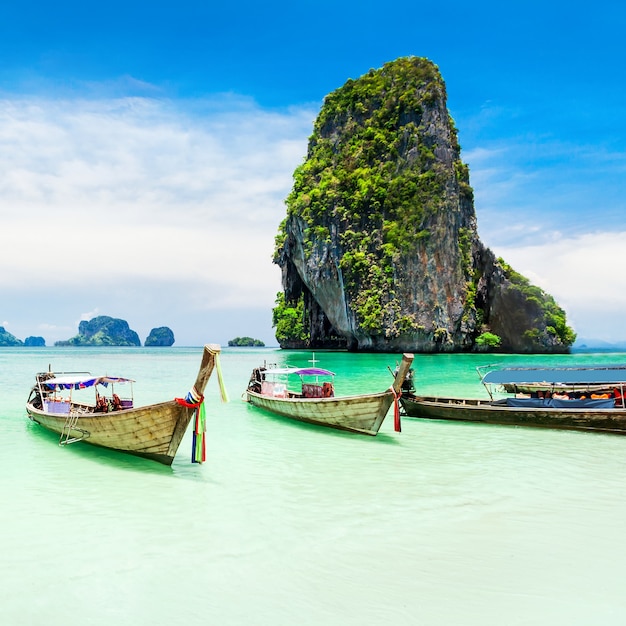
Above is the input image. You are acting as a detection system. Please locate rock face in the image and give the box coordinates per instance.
[56,316,141,346]
[274,57,575,353]
[24,336,45,347]
[145,327,175,346]
[0,327,23,346]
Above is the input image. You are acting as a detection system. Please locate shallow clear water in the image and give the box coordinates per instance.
[2,347,626,624]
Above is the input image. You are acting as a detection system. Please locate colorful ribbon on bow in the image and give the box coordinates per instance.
[176,386,206,463]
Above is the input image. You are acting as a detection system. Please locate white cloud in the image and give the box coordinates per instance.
[494,231,626,341]
[0,95,316,344]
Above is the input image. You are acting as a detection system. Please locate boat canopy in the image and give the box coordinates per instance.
[264,367,335,377]
[482,366,626,386]
[41,374,135,390]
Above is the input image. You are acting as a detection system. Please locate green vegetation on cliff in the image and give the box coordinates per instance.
[275,57,468,338]
[272,293,309,345]
[498,259,576,347]
[273,56,575,353]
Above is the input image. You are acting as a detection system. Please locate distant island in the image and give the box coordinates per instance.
[0,317,175,347]
[55,316,141,346]
[228,336,265,347]
[24,336,45,347]
[145,327,175,346]
[0,328,46,347]
[0,326,23,346]
[56,316,175,347]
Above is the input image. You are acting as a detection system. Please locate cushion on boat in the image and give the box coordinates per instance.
[506,397,615,409]
[302,384,323,398]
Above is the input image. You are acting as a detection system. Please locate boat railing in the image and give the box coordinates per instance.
[59,410,90,445]
[476,364,501,400]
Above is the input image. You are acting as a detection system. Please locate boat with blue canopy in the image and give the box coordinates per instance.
[25,344,228,465]
[400,363,626,435]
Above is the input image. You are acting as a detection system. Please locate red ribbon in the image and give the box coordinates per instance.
[175,395,204,408]
[390,386,401,432]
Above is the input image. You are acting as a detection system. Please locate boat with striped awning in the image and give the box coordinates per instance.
[25,344,227,465]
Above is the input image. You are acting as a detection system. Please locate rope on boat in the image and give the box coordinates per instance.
[389,386,401,433]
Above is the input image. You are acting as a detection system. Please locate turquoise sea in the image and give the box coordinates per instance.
[2,346,626,625]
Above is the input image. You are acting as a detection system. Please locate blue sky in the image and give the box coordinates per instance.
[1,0,625,346]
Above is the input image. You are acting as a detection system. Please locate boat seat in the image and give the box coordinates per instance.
[506,397,616,409]
[272,384,287,398]
[302,384,323,398]
[44,401,71,414]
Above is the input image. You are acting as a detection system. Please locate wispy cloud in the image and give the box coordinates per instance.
[460,100,626,249]
[0,95,316,343]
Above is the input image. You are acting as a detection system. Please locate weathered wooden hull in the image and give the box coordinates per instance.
[245,389,397,435]
[25,343,223,464]
[400,394,626,435]
[26,400,196,465]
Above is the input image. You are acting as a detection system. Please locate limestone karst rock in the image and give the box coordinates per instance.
[0,326,23,346]
[273,57,575,353]
[145,327,175,347]
[55,316,141,346]
[24,336,45,347]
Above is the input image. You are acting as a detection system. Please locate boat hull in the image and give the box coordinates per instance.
[401,395,626,435]
[245,390,397,435]
[26,400,197,464]
[25,343,223,465]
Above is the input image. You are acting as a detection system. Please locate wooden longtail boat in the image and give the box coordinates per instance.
[243,353,414,435]
[400,364,626,435]
[25,344,226,465]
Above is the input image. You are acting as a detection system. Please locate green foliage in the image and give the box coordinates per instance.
[458,226,481,325]
[276,57,469,338]
[433,327,450,343]
[228,337,265,347]
[272,292,310,344]
[476,332,501,348]
[498,258,576,347]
